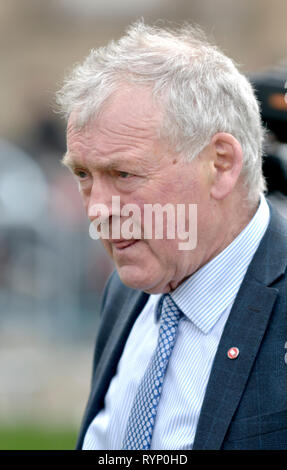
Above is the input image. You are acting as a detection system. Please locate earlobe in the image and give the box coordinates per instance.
[210,133,243,200]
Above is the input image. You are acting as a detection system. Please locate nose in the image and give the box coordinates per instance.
[86,178,117,223]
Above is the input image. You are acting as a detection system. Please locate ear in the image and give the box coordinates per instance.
[209,132,243,200]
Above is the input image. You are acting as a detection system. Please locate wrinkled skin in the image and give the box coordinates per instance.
[64,86,254,294]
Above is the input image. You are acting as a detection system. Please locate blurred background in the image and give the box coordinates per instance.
[0,0,286,450]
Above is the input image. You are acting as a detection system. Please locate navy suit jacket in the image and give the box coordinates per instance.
[76,203,287,450]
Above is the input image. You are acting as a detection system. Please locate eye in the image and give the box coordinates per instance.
[118,171,131,179]
[74,168,88,179]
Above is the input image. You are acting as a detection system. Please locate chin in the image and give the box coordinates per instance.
[116,265,168,294]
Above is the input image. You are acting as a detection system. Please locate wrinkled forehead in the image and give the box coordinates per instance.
[68,85,164,135]
[65,86,166,159]
[64,86,173,171]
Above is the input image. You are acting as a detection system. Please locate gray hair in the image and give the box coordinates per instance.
[56,20,266,201]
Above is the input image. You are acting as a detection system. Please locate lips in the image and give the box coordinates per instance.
[111,239,139,250]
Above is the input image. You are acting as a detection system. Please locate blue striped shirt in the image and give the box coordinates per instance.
[83,195,270,450]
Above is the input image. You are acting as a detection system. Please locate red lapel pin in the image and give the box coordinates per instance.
[227,347,239,359]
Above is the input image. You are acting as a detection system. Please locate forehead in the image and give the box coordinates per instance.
[95,85,162,132]
[66,86,164,162]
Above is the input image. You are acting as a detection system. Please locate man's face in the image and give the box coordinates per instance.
[65,87,217,294]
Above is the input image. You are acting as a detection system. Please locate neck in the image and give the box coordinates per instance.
[207,192,260,265]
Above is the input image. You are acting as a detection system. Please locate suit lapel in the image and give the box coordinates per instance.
[192,275,278,449]
[193,204,287,449]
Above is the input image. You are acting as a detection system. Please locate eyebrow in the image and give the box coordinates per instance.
[61,152,134,172]
[61,152,73,168]
[61,152,81,170]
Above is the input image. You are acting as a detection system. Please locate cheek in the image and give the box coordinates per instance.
[144,238,178,265]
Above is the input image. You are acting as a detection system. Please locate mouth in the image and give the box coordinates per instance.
[111,239,140,250]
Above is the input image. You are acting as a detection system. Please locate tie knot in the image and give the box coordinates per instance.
[159,294,182,326]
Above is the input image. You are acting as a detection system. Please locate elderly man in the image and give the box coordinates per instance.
[57,21,287,450]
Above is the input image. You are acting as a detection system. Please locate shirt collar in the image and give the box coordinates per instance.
[155,194,270,334]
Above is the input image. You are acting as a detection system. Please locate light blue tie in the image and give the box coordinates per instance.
[122,294,182,450]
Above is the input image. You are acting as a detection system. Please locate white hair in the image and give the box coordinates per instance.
[56,20,266,201]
